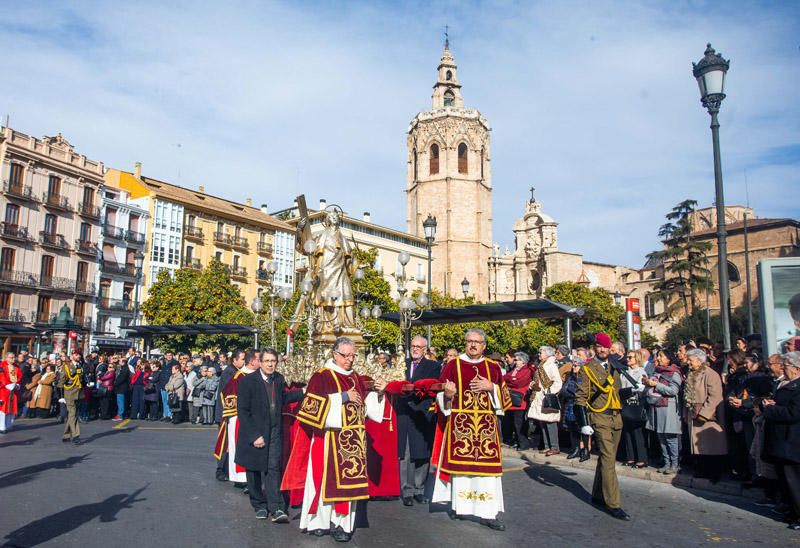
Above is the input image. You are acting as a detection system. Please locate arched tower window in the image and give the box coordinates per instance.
[727,261,741,284]
[480,146,485,179]
[412,147,418,181]
[443,90,454,107]
[446,70,453,81]
[430,144,439,175]
[458,143,468,174]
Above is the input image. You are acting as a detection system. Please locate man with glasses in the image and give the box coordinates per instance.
[398,335,441,507]
[284,336,386,542]
[432,328,512,531]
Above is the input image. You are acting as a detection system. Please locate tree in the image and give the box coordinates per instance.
[543,282,624,344]
[664,303,760,348]
[647,199,713,320]
[141,259,253,352]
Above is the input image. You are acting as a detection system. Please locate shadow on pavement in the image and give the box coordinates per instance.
[524,463,597,509]
[9,420,61,432]
[0,454,92,489]
[81,427,135,444]
[0,437,40,449]
[3,485,148,547]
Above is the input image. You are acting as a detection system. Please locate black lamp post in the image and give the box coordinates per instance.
[133,250,145,327]
[693,43,732,352]
[423,214,437,341]
[461,277,470,299]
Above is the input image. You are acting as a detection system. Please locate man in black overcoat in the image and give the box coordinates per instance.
[397,335,441,506]
[235,348,304,522]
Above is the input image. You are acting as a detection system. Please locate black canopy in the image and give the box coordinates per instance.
[380,299,582,327]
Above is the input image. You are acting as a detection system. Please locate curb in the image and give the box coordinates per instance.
[502,446,765,501]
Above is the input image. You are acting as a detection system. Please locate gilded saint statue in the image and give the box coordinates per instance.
[293,202,361,343]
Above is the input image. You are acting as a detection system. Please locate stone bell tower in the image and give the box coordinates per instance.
[406,43,492,299]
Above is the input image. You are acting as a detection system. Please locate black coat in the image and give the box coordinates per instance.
[762,378,800,465]
[234,371,303,471]
[113,365,130,394]
[397,357,441,460]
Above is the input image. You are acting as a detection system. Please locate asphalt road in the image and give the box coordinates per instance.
[0,418,797,548]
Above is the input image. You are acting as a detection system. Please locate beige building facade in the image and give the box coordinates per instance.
[406,46,492,300]
[0,126,105,353]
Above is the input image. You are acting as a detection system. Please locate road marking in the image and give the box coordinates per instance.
[113,419,131,429]
[502,465,527,472]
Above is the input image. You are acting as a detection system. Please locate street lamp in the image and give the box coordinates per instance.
[422,213,437,341]
[693,43,732,352]
[461,277,470,299]
[132,249,145,329]
[252,259,281,348]
[614,291,622,306]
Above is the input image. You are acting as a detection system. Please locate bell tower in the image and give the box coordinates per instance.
[406,43,492,299]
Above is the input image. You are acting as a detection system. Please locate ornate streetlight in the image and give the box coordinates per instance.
[394,251,428,357]
[251,259,290,348]
[132,249,145,330]
[461,277,470,299]
[422,213,437,341]
[693,43,732,351]
[352,266,382,338]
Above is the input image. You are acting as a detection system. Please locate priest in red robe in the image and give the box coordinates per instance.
[432,328,512,531]
[0,352,21,433]
[213,350,258,485]
[283,337,386,543]
[366,353,400,499]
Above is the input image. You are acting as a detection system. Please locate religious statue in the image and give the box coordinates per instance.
[293,204,360,342]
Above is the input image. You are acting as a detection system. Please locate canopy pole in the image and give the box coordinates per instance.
[564,317,573,351]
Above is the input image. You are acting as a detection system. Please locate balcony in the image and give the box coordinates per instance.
[0,309,26,322]
[0,269,39,288]
[75,239,98,256]
[230,266,248,280]
[100,260,137,278]
[256,269,273,285]
[42,192,72,212]
[124,229,145,245]
[97,298,134,313]
[231,236,249,251]
[75,280,96,295]
[1,222,33,243]
[40,275,79,292]
[184,225,204,241]
[182,257,202,270]
[257,242,273,256]
[78,201,101,219]
[102,225,125,240]
[74,316,94,330]
[213,231,232,247]
[39,231,71,252]
[34,311,54,325]
[3,181,37,202]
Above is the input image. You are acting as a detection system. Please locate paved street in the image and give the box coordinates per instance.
[0,418,797,548]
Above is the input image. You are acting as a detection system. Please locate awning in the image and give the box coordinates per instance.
[380,299,582,327]
[0,325,41,337]
[121,323,255,337]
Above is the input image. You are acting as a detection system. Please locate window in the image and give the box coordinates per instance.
[129,214,140,232]
[727,261,741,284]
[9,164,24,186]
[77,262,88,283]
[217,221,224,233]
[187,214,196,228]
[446,70,452,81]
[106,208,117,228]
[44,214,57,235]
[185,245,193,261]
[36,295,51,323]
[80,222,91,241]
[233,255,240,269]
[40,255,54,281]
[644,294,657,319]
[4,204,19,225]
[412,147,418,181]
[480,146,485,179]
[0,248,15,271]
[74,300,86,320]
[48,175,60,197]
[429,144,440,175]
[443,90,454,107]
[0,290,11,317]
[215,251,223,262]
[82,186,95,207]
[458,143,468,174]
[234,226,242,238]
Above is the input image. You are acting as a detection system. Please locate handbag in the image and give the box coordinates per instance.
[541,393,561,413]
[509,390,524,408]
[621,394,647,423]
[168,392,179,408]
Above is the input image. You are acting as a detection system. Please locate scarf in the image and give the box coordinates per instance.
[650,363,681,407]
[684,364,707,409]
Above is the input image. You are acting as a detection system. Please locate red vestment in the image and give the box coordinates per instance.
[0,361,21,415]
[282,386,306,506]
[366,394,400,497]
[432,357,512,477]
[213,369,247,460]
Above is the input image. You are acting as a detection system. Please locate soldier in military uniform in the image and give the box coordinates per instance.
[60,350,85,444]
[575,332,631,521]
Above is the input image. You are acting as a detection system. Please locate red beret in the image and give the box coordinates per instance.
[595,332,612,349]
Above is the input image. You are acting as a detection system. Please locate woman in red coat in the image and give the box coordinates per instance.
[0,352,22,432]
[504,351,533,450]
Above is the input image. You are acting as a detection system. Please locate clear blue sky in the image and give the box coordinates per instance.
[1,1,798,267]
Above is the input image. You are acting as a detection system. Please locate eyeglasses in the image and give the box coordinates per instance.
[465,339,485,345]
[410,344,426,349]
[335,351,356,360]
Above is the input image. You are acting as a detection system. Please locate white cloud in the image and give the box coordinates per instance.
[0,0,797,269]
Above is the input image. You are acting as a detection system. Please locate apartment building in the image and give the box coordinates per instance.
[0,127,104,353]
[105,164,295,309]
